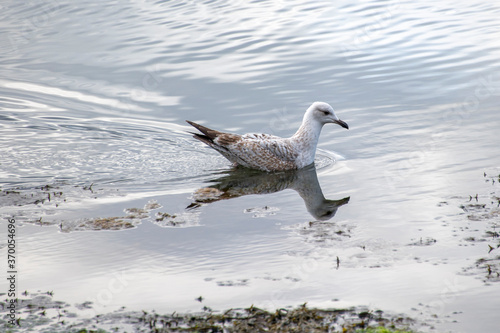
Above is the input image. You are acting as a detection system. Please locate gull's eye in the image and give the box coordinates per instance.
[321,110,330,115]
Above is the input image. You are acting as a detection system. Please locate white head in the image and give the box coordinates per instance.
[306,101,349,129]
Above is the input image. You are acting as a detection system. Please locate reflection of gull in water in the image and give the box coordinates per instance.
[190,164,349,221]
[186,102,348,172]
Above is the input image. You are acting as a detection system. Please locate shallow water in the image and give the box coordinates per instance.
[1,0,500,332]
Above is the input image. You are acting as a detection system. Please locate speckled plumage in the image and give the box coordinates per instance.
[187,102,349,172]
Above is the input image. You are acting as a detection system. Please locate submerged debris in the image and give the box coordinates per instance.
[0,293,420,333]
[407,237,437,247]
[476,256,500,282]
[60,200,162,232]
[454,172,500,283]
[124,207,149,219]
[144,199,162,210]
[0,183,166,232]
[244,205,279,218]
[192,187,224,202]
[72,217,134,231]
[155,211,185,227]
[0,184,70,209]
[153,209,201,228]
[0,183,162,232]
[285,220,353,245]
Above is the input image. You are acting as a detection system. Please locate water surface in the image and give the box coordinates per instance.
[1,0,500,332]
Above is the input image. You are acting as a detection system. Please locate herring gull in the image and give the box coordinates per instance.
[186,102,348,172]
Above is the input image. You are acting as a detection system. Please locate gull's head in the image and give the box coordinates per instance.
[307,101,349,129]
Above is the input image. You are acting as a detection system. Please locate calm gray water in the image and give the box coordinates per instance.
[1,0,500,331]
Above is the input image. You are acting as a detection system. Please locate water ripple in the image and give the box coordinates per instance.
[1,0,499,187]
